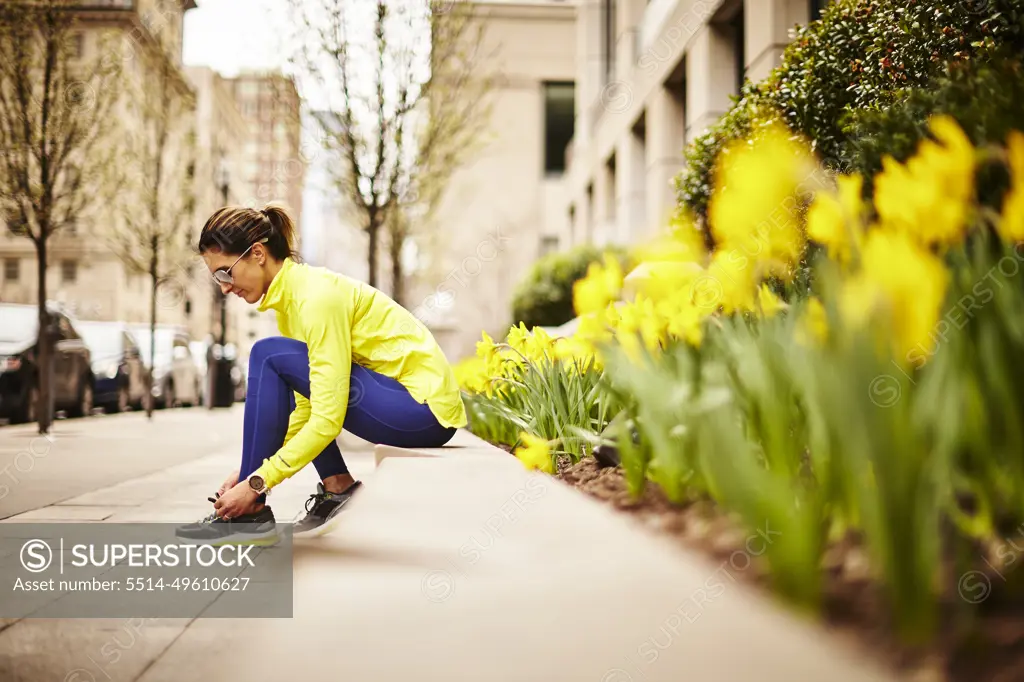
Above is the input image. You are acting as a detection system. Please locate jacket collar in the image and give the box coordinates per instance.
[257,257,297,313]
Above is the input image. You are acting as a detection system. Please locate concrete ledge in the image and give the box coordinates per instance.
[373,428,509,467]
[137,440,898,682]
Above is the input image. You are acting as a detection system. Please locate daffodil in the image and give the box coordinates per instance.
[702,249,758,315]
[657,296,704,347]
[708,120,814,277]
[874,115,975,249]
[454,356,489,394]
[552,335,599,371]
[475,330,496,361]
[807,173,865,265]
[998,130,1024,243]
[573,254,624,316]
[614,295,666,361]
[514,432,554,474]
[840,230,948,366]
[796,296,829,346]
[757,284,786,318]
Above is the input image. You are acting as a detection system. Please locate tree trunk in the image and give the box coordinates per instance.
[35,235,54,435]
[367,218,379,288]
[390,233,404,306]
[146,240,158,419]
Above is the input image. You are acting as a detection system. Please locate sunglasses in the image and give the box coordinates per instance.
[212,238,269,285]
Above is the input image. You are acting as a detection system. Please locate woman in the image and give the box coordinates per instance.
[176,203,466,544]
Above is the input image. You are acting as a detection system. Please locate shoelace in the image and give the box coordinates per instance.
[198,511,219,524]
[196,493,221,524]
[304,490,335,514]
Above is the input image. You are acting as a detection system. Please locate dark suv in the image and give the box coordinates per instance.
[0,303,95,423]
[77,321,150,413]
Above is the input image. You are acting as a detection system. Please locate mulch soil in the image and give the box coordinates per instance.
[532,453,1024,682]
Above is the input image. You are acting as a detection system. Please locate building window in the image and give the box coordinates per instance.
[68,33,84,59]
[539,235,560,257]
[3,258,19,282]
[602,0,617,85]
[61,260,78,284]
[543,82,575,175]
[809,0,828,20]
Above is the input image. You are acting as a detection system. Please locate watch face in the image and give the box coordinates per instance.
[248,475,264,492]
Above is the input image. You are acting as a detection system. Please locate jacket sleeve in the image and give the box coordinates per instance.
[282,393,311,447]
[253,291,352,489]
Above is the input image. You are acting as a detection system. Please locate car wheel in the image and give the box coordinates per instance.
[71,380,94,418]
[114,384,129,413]
[12,384,38,424]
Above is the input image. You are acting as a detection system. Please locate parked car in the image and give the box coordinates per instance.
[189,340,210,407]
[0,303,95,423]
[76,321,150,413]
[129,324,202,409]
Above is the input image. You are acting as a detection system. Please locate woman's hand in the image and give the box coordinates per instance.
[217,469,240,497]
[213,480,260,520]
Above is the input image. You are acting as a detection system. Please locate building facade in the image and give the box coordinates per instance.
[183,65,256,360]
[411,0,577,363]
[220,71,306,360]
[0,0,199,331]
[225,72,305,230]
[561,0,831,248]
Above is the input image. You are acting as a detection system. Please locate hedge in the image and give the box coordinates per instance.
[511,244,631,329]
[675,0,1024,235]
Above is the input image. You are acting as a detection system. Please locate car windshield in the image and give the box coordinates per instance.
[78,325,123,362]
[132,328,174,366]
[0,306,39,346]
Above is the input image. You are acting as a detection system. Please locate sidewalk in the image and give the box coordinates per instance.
[0,411,900,682]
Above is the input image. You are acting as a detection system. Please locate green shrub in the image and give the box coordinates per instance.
[511,244,631,329]
[842,55,1024,208]
[675,0,1024,232]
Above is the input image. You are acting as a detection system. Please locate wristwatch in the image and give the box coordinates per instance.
[247,474,269,496]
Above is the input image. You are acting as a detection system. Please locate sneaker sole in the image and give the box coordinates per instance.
[294,498,355,538]
[177,528,280,547]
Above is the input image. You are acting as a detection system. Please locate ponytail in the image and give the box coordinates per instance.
[198,201,300,262]
[260,202,299,261]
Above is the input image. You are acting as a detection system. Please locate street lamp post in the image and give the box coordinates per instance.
[207,159,234,409]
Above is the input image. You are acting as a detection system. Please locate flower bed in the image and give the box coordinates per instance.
[455,116,1024,681]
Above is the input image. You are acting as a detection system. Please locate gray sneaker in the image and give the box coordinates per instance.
[175,506,279,546]
[293,481,362,536]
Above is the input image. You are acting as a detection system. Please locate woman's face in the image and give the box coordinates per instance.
[202,244,269,306]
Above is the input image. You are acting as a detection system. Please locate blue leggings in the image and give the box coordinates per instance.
[240,337,456,487]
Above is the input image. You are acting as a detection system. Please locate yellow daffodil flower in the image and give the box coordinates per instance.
[807,173,865,265]
[998,130,1024,243]
[573,254,624,316]
[874,115,975,249]
[840,230,948,366]
[514,432,554,474]
[708,121,814,275]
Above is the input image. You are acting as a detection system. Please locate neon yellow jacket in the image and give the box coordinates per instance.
[251,258,467,489]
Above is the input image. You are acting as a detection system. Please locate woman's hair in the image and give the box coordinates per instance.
[197,201,298,261]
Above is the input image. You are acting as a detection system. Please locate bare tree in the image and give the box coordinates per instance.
[106,52,196,418]
[0,0,121,434]
[289,0,495,301]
